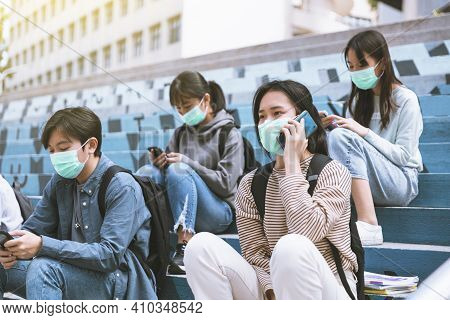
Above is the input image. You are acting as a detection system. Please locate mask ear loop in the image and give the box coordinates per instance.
[79,138,93,165]
[374,60,384,79]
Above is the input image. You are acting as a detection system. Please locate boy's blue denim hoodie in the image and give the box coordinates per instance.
[22,155,157,300]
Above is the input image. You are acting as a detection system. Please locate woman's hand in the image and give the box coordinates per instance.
[326,115,369,137]
[281,118,308,176]
[152,151,168,169]
[166,152,183,164]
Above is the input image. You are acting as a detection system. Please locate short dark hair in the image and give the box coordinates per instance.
[169,70,226,115]
[41,107,102,156]
[252,80,328,156]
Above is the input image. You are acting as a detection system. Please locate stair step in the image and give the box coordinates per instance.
[364,242,450,282]
[413,173,450,207]
[421,142,450,173]
[375,207,450,246]
[421,117,450,143]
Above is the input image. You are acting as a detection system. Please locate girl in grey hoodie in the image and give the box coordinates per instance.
[143,71,245,275]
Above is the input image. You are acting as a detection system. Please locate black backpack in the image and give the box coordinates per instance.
[173,123,260,183]
[98,165,172,296]
[250,154,365,300]
[11,181,34,221]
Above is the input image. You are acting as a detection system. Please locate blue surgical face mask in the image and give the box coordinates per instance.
[50,139,91,179]
[349,61,383,90]
[180,96,208,126]
[258,118,290,156]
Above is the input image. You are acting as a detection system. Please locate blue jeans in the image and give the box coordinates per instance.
[327,128,419,206]
[137,163,233,234]
[0,258,123,300]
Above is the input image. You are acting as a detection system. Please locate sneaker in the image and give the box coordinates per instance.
[168,241,187,275]
[356,221,383,246]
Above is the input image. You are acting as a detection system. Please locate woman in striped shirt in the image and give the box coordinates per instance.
[184,80,358,300]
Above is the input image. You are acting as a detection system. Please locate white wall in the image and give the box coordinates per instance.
[181,0,291,58]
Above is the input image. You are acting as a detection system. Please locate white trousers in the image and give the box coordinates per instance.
[185,232,357,300]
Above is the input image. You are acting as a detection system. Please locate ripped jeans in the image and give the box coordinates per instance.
[136,162,233,234]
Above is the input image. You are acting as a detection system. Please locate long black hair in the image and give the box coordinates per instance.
[169,70,226,115]
[345,30,402,130]
[252,80,328,156]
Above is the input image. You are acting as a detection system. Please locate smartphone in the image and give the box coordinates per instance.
[277,110,318,149]
[320,112,339,131]
[147,146,164,158]
[0,231,14,249]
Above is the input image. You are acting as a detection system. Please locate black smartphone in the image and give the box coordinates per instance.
[147,146,164,158]
[0,231,14,249]
[277,110,318,149]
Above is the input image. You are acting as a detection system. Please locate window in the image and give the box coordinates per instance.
[149,23,161,51]
[66,61,73,79]
[32,10,38,23]
[61,0,66,11]
[135,0,144,10]
[50,0,56,16]
[56,66,62,81]
[17,22,22,38]
[41,5,46,22]
[89,51,97,73]
[22,50,27,64]
[92,9,100,30]
[168,15,181,44]
[46,71,52,83]
[105,2,113,24]
[120,0,128,16]
[58,28,64,47]
[37,74,43,85]
[133,31,143,57]
[10,27,14,42]
[103,45,111,68]
[15,54,19,66]
[78,57,84,76]
[39,40,44,57]
[25,18,29,33]
[117,38,126,63]
[80,16,87,36]
[31,45,36,61]
[69,23,75,42]
[48,35,54,52]
[28,79,33,87]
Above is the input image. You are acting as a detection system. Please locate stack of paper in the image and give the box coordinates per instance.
[364,271,419,298]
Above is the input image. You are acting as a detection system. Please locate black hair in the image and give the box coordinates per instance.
[344,30,402,129]
[41,107,102,156]
[169,70,226,115]
[252,80,328,156]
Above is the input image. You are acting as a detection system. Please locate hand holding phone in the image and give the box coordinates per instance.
[148,146,168,169]
[0,231,14,249]
[278,110,318,149]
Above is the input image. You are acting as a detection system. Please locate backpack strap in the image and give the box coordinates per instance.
[329,241,357,300]
[306,154,332,195]
[98,165,131,218]
[170,124,187,153]
[250,162,275,220]
[218,124,235,158]
[97,165,157,280]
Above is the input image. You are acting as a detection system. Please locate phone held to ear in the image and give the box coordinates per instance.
[277,110,318,149]
[0,231,14,249]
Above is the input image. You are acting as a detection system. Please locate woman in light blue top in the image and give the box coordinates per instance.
[322,30,423,246]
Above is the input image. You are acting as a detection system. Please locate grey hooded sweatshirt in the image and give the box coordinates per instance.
[167,110,245,210]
